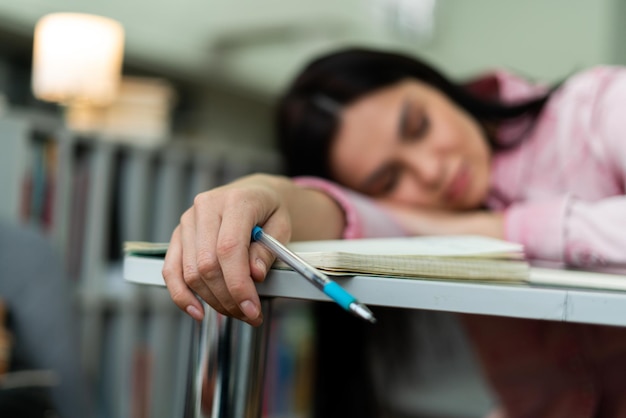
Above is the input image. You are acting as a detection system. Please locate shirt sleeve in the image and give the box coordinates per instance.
[504,68,626,268]
[504,196,626,267]
[293,176,409,239]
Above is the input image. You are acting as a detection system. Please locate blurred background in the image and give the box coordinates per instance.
[1,0,625,148]
[0,1,624,417]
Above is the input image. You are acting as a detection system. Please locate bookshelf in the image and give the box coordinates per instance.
[2,109,500,418]
[0,111,307,418]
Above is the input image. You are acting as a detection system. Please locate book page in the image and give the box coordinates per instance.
[285,235,523,258]
[124,241,169,255]
[124,235,524,259]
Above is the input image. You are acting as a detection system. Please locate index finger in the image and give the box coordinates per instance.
[213,214,262,323]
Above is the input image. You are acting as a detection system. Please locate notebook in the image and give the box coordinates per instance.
[124,235,530,283]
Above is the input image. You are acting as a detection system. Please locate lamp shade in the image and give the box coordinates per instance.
[32,13,125,106]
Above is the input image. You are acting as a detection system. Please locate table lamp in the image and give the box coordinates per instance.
[31,12,125,107]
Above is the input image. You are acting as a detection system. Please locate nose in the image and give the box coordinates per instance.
[402,150,443,190]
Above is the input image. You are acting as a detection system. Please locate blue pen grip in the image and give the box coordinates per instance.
[323,282,356,311]
[251,226,263,241]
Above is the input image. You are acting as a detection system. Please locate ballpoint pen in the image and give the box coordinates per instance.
[251,226,376,324]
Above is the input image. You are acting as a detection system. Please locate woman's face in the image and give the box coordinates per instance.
[329,79,492,211]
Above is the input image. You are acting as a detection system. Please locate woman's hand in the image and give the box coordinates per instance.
[162,173,345,326]
[380,201,505,239]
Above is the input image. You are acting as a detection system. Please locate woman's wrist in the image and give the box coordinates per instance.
[463,211,504,239]
[382,203,504,239]
[417,210,504,238]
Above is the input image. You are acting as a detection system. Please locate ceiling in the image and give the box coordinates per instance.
[0,0,412,97]
[1,0,621,100]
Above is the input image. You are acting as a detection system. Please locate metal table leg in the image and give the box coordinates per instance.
[183,299,272,418]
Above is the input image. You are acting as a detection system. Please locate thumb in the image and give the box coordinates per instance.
[249,221,291,282]
[249,241,277,283]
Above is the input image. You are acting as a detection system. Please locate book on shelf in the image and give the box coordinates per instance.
[124,234,530,283]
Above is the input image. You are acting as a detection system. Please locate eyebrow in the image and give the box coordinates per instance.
[358,98,409,192]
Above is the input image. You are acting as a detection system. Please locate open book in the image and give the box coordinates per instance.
[124,235,530,283]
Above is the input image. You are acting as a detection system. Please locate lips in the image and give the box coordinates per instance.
[446,164,470,203]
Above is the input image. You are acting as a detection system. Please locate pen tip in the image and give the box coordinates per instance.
[350,303,377,324]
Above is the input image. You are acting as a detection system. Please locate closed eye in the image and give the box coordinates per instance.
[401,98,429,140]
[362,163,402,197]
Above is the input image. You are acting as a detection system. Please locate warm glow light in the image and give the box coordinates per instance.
[32,13,125,106]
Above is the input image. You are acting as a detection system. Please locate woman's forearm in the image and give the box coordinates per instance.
[267,175,346,241]
[382,202,504,239]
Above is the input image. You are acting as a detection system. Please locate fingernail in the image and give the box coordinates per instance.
[186,305,203,321]
[255,258,267,275]
[240,300,260,320]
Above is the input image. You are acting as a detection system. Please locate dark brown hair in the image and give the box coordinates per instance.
[275,47,551,179]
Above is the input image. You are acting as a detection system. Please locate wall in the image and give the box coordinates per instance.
[179,85,275,150]
[614,0,626,66]
[0,1,623,147]
[188,0,624,149]
[408,0,616,81]
[212,0,620,95]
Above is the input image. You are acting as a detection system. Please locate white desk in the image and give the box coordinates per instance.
[124,255,626,327]
[123,255,626,418]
